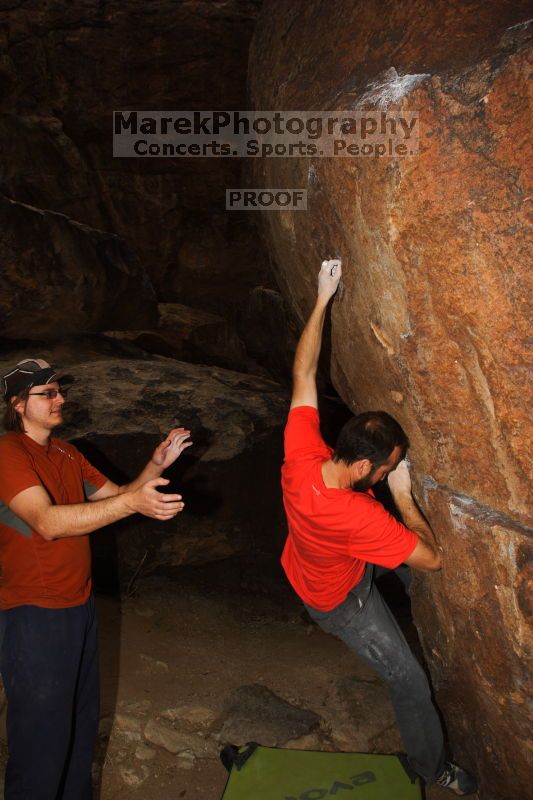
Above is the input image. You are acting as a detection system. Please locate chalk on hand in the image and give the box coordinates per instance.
[330,257,341,276]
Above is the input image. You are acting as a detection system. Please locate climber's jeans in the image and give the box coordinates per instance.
[304,565,446,784]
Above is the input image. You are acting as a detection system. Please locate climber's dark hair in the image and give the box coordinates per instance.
[332,411,409,467]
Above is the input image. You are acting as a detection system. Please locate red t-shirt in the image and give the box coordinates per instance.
[281,406,418,611]
[0,432,107,610]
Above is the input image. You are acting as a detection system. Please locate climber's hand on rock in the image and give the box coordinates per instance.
[318,258,342,300]
[388,459,412,498]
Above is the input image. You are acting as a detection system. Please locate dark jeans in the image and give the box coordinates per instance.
[304,565,445,783]
[1,596,99,799]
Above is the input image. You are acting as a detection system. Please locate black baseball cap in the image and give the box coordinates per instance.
[2,359,73,401]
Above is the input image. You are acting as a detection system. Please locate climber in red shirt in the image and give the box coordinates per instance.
[281,258,477,797]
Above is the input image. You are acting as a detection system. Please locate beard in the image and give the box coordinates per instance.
[351,467,378,492]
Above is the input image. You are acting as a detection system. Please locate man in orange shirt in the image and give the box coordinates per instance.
[281,260,477,796]
[0,358,192,800]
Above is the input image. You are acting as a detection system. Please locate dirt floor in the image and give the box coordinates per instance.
[0,560,474,799]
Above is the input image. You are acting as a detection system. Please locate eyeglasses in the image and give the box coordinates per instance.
[28,388,69,400]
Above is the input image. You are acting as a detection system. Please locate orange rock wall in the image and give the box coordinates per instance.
[249,3,532,797]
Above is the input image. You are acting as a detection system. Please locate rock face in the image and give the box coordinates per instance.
[239,287,300,382]
[0,0,270,323]
[72,356,286,579]
[413,483,532,799]
[0,196,158,339]
[106,303,249,372]
[249,3,532,797]
[218,684,321,746]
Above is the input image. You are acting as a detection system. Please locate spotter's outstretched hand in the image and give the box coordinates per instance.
[151,427,193,470]
[130,478,185,520]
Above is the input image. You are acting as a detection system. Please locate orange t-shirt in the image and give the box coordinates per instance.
[281,406,418,611]
[0,432,107,610]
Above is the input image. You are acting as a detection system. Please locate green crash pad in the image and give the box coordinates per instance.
[221,744,422,800]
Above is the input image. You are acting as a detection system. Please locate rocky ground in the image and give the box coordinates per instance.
[0,559,471,799]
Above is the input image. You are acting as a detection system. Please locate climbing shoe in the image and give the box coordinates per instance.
[435,761,478,796]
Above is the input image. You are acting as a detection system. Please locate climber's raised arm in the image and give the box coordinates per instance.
[290,258,342,410]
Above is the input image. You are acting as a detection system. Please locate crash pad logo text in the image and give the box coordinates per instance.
[284,770,377,799]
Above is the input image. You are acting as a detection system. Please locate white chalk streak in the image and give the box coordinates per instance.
[356,67,430,110]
